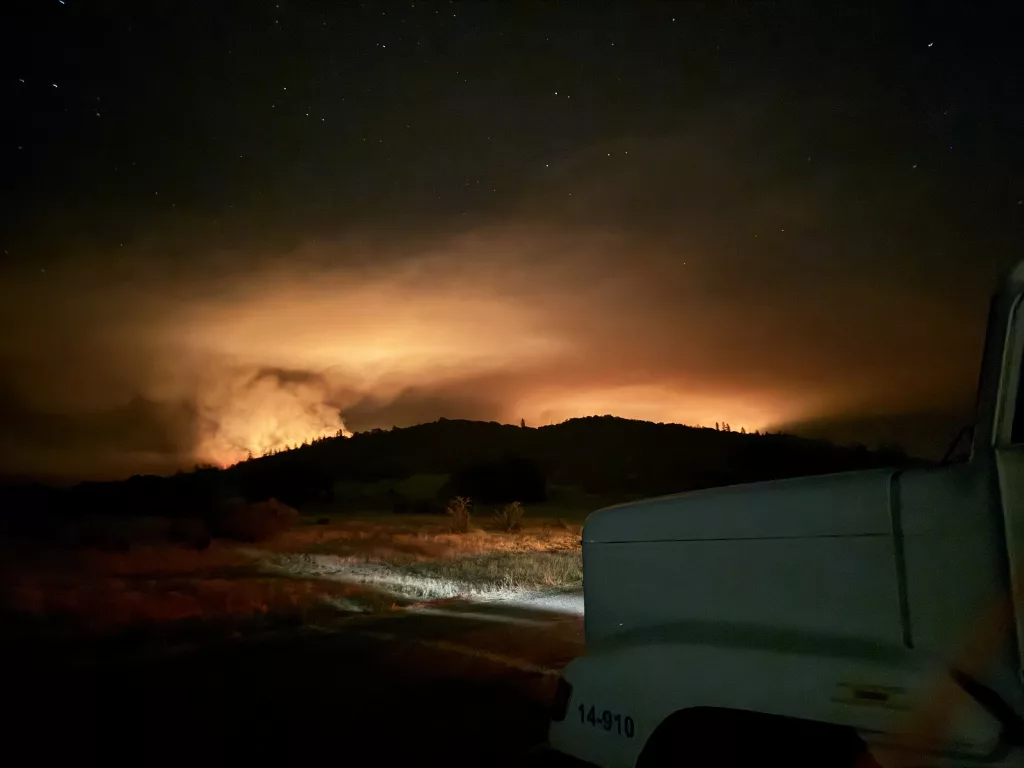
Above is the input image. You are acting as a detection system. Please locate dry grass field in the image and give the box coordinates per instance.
[2,509,585,634]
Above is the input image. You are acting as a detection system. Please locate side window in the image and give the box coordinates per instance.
[1013,348,1024,444]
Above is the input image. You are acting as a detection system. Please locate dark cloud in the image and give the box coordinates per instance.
[342,389,505,434]
[780,408,977,459]
[0,392,195,481]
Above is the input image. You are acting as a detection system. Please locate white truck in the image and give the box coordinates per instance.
[546,262,1024,767]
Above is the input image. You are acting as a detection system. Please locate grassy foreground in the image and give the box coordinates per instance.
[4,511,585,632]
[258,514,584,603]
[408,550,583,592]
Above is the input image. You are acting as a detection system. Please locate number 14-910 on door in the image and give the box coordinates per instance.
[578,704,635,738]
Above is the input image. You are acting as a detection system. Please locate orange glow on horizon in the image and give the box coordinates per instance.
[163,247,821,464]
[5,229,903,480]
[515,384,790,433]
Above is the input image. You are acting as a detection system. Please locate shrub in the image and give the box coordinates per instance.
[414,498,445,515]
[390,491,411,514]
[212,497,299,542]
[74,519,131,552]
[494,501,525,532]
[448,455,546,504]
[446,496,471,533]
[167,517,212,550]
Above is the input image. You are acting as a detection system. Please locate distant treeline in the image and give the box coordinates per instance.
[0,416,912,524]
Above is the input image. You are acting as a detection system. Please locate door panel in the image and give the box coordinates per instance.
[995,449,1024,679]
[994,292,1024,679]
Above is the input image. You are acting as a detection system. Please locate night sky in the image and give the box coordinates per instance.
[2,1,1023,481]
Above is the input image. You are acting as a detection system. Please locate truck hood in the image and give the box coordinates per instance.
[584,468,898,544]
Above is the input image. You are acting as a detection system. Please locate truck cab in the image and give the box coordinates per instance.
[547,263,1024,767]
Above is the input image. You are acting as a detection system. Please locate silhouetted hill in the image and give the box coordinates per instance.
[0,416,914,524]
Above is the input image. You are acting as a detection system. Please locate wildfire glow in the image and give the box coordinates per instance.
[514,384,791,433]
[195,372,351,467]
[4,226,923,480]
[167,246,812,465]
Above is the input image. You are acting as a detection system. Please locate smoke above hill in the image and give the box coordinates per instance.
[0,218,986,481]
[0,106,1004,481]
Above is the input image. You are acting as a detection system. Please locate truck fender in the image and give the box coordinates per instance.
[549,642,1007,768]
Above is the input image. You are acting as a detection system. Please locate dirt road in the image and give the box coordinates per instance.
[6,594,585,766]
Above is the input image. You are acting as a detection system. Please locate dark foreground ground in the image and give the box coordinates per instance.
[4,599,585,767]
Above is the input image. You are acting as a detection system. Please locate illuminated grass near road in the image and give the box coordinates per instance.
[407,551,582,592]
[5,516,586,631]
[262,550,583,603]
